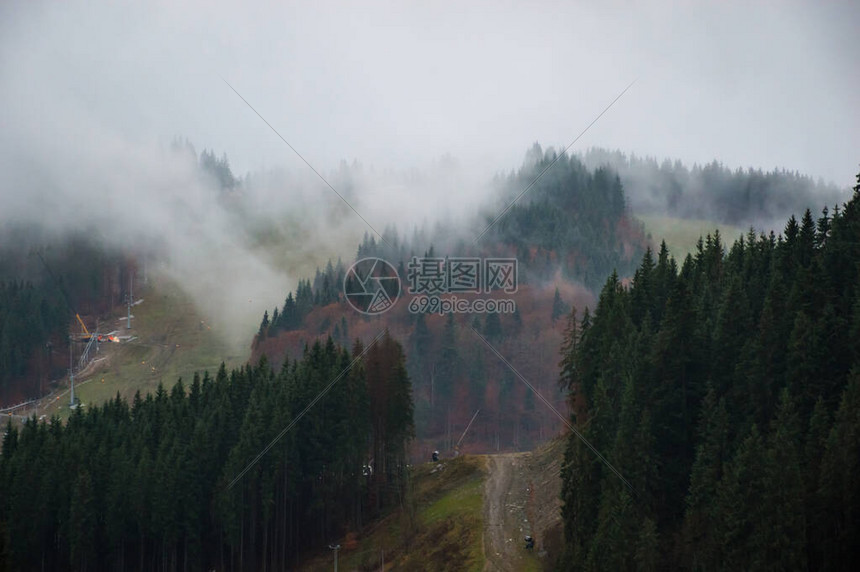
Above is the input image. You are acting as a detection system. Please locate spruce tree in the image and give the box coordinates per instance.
[817,370,860,569]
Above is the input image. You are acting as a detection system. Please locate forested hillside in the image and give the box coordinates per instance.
[558,172,860,569]
[485,144,643,290]
[0,282,67,402]
[0,333,413,571]
[256,278,584,456]
[253,145,647,453]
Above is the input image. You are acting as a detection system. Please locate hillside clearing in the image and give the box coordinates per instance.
[34,274,248,420]
[638,214,746,259]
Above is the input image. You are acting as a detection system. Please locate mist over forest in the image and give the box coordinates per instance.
[2,0,859,570]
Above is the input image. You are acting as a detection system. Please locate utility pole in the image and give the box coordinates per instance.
[127,272,133,330]
[457,409,480,449]
[328,544,340,572]
[446,408,451,451]
[68,335,75,408]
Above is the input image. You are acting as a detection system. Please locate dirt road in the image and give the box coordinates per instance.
[483,453,532,571]
[482,441,565,571]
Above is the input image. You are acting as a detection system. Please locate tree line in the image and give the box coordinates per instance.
[0,281,68,402]
[581,147,848,227]
[558,171,860,570]
[0,332,414,571]
[477,143,644,290]
[170,137,239,192]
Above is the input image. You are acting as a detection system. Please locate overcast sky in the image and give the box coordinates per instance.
[2,0,858,189]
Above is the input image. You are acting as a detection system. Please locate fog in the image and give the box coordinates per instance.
[1,0,858,347]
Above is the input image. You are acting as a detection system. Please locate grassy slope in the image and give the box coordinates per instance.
[638,214,746,260]
[41,274,248,420]
[300,437,569,572]
[300,455,486,572]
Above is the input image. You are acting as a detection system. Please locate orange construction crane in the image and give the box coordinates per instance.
[75,314,91,339]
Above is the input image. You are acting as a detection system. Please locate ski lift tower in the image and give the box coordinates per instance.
[126,272,134,330]
[68,335,78,408]
[328,544,340,571]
